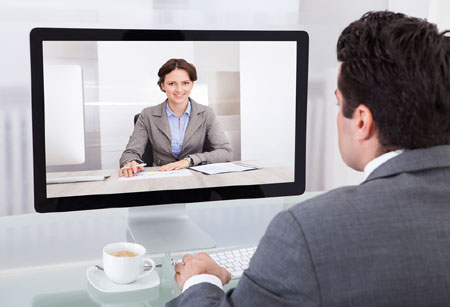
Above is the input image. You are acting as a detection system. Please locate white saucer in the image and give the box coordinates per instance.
[86,266,160,293]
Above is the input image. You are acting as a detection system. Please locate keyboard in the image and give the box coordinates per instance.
[171,245,257,279]
[210,246,257,279]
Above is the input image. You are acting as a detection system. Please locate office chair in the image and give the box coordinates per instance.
[133,114,154,166]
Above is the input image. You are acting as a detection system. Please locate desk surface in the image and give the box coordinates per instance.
[0,192,322,307]
[47,161,294,198]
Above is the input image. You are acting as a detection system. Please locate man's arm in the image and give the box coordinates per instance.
[167,210,322,307]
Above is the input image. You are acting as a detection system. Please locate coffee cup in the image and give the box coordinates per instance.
[103,242,155,284]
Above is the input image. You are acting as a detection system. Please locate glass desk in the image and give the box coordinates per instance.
[0,193,322,307]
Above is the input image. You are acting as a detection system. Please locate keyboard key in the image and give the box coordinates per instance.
[231,270,244,278]
[204,245,258,279]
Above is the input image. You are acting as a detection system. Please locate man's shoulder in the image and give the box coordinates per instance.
[286,182,391,231]
[286,159,450,235]
[291,185,363,214]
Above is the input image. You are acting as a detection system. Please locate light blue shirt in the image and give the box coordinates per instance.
[165,100,191,158]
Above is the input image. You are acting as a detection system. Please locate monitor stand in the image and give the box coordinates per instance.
[126,204,216,253]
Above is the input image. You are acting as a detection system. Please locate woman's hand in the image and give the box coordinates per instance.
[119,161,145,177]
[159,159,190,171]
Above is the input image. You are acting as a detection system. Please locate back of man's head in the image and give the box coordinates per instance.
[337,11,450,150]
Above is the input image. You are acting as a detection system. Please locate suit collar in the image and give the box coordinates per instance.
[151,100,171,141]
[363,149,404,181]
[362,145,450,184]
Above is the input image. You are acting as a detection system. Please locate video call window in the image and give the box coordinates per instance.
[42,40,297,198]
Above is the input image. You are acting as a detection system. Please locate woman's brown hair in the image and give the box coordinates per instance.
[157,58,197,92]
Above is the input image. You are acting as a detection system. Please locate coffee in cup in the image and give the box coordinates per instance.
[103,242,155,284]
[110,250,138,257]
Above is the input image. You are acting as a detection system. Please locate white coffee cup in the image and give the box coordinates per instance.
[103,242,155,284]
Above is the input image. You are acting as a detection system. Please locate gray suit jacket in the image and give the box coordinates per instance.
[167,145,450,307]
[120,99,232,167]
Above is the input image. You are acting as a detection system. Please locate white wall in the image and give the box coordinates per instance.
[43,64,86,166]
[240,42,296,167]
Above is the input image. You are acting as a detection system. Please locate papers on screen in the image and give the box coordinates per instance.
[119,169,193,181]
[190,162,259,175]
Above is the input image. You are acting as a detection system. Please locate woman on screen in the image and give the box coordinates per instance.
[119,58,232,177]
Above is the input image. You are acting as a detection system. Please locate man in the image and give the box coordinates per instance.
[168,11,450,306]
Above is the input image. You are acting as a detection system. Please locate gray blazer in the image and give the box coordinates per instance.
[120,99,232,167]
[167,145,450,307]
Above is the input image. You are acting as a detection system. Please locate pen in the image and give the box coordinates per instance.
[121,163,147,170]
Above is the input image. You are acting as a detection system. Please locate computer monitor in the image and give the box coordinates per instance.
[30,28,308,253]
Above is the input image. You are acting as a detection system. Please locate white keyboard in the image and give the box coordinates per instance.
[209,246,257,279]
[172,246,257,279]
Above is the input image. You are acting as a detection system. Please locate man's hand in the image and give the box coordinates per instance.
[174,253,231,291]
[159,159,190,171]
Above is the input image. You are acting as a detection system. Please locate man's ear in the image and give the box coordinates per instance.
[352,104,375,141]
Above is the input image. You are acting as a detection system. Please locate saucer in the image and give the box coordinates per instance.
[86,266,160,293]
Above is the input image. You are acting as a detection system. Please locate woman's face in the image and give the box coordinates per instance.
[161,68,194,106]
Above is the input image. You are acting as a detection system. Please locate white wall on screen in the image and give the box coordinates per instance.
[97,41,198,104]
[42,41,103,172]
[193,42,240,72]
[197,42,241,161]
[43,65,86,166]
[239,42,296,167]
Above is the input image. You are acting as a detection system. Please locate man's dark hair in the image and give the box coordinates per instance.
[337,11,450,149]
[157,58,197,92]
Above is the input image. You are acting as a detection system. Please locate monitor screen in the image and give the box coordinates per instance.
[31,29,308,213]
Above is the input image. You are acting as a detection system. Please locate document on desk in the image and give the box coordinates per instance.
[119,169,193,181]
[190,162,259,175]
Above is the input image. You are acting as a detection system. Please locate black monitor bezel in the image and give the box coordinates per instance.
[30,28,309,213]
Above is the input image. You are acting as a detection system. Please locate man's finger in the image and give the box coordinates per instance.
[224,268,232,283]
[174,262,184,273]
[197,252,210,258]
[182,254,193,264]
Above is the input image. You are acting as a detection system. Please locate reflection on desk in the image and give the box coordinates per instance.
[0,193,323,307]
[46,161,294,198]
[32,282,161,307]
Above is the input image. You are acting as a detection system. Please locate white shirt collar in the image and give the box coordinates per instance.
[363,149,405,180]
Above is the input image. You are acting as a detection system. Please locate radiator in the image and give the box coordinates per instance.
[0,106,34,216]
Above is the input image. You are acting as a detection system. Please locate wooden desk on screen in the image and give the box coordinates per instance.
[46,162,295,198]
